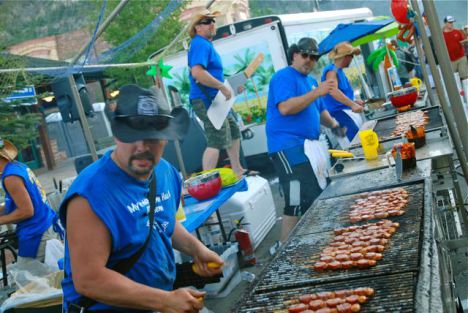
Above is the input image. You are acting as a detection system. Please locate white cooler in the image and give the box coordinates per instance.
[219,175,277,250]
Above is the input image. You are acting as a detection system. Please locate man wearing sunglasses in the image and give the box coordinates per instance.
[188,10,247,178]
[266,37,345,242]
[60,85,223,313]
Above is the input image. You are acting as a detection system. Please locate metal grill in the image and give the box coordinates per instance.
[373,106,443,141]
[236,272,417,313]
[295,183,424,236]
[250,183,424,293]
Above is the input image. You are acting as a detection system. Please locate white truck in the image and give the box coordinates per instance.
[160,8,373,160]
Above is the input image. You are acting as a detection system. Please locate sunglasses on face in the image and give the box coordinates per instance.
[198,18,215,25]
[300,52,318,61]
[115,115,173,130]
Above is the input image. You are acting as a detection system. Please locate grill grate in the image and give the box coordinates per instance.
[295,183,424,236]
[235,272,417,313]
[373,106,443,141]
[250,183,424,293]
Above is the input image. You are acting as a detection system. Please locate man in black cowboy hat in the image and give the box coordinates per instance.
[60,85,223,313]
[266,38,345,242]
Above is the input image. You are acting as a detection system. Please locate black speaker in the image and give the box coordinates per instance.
[51,74,94,123]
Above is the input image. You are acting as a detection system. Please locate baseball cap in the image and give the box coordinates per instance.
[444,16,455,23]
[106,85,189,143]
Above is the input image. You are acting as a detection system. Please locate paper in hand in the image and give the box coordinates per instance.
[207,81,236,130]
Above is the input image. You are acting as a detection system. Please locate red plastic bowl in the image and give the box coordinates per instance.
[185,171,222,201]
[388,87,418,108]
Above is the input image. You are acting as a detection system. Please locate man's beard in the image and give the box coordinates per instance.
[127,151,155,176]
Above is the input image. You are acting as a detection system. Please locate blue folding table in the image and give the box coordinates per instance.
[181,178,248,241]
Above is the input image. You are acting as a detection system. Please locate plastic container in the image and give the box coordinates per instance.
[185,171,222,201]
[405,125,426,148]
[392,143,416,170]
[358,129,379,160]
[202,243,239,295]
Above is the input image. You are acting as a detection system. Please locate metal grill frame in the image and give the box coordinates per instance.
[252,183,425,293]
[236,272,418,313]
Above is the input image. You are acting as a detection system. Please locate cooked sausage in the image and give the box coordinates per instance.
[320,255,334,263]
[350,253,363,261]
[336,302,352,313]
[345,295,359,304]
[334,290,349,298]
[317,292,335,300]
[341,261,355,269]
[328,261,342,270]
[335,254,350,262]
[351,303,361,312]
[299,294,313,304]
[288,303,309,313]
[314,262,328,271]
[354,287,375,296]
[309,299,327,310]
[326,298,345,307]
[356,259,373,268]
[357,295,367,303]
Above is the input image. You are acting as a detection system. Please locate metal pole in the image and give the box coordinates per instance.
[71,0,130,65]
[68,75,98,161]
[410,0,468,182]
[413,36,437,107]
[0,61,159,74]
[422,0,468,161]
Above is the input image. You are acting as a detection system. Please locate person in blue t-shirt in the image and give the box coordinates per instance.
[0,139,61,263]
[321,42,365,141]
[266,38,346,243]
[60,85,223,313]
[188,10,252,178]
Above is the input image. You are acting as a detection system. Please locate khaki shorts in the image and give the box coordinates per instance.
[17,226,59,264]
[191,99,240,150]
[451,56,468,79]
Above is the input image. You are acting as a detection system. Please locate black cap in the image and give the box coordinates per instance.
[107,84,189,143]
[297,37,320,56]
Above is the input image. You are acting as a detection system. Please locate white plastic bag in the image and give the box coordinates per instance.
[44,239,64,271]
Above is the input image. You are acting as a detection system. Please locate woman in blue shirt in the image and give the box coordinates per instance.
[0,139,60,262]
[322,42,365,141]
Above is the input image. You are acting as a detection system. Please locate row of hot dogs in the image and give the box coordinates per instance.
[349,187,409,222]
[280,187,410,312]
[285,287,375,313]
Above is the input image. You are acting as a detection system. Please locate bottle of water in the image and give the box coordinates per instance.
[241,271,256,282]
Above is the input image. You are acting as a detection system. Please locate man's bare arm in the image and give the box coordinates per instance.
[67,196,204,313]
[0,176,34,225]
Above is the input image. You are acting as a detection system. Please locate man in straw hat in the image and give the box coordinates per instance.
[321,42,365,142]
[266,37,346,242]
[188,10,254,178]
[60,85,223,313]
[0,138,62,263]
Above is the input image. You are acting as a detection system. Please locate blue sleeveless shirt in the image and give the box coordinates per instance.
[321,63,355,112]
[2,161,56,257]
[59,151,182,312]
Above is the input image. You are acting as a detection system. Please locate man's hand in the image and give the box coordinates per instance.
[315,80,335,97]
[355,99,365,106]
[219,85,232,100]
[351,103,364,113]
[161,288,205,313]
[192,246,224,277]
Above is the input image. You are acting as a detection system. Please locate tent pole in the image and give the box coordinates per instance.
[410,0,468,182]
[422,0,468,161]
[412,35,437,107]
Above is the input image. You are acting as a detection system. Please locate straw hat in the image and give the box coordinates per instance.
[0,139,18,162]
[189,9,221,38]
[329,42,361,60]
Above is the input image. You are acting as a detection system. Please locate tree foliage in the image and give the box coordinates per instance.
[0,54,42,149]
[100,0,188,89]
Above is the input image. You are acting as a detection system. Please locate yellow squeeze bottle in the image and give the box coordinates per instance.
[359,130,379,160]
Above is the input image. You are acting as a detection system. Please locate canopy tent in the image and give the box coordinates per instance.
[352,22,400,46]
[318,19,394,54]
